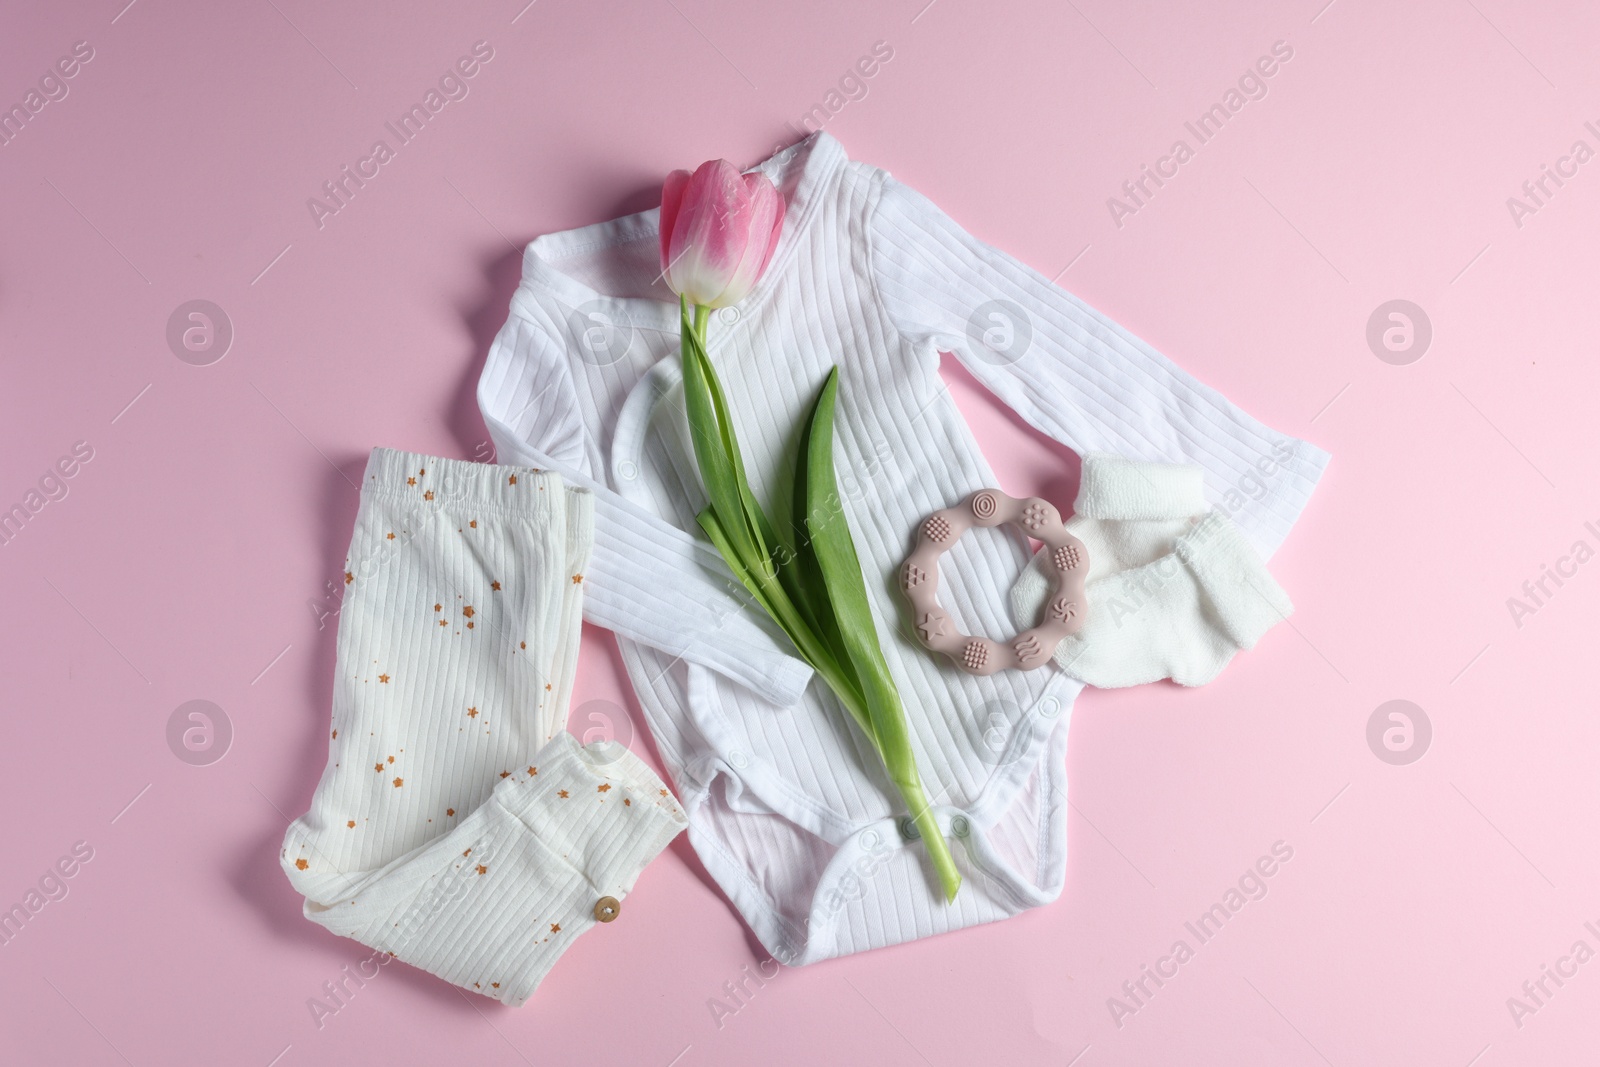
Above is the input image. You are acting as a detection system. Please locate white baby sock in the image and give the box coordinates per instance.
[1011,453,1293,688]
[282,448,685,1005]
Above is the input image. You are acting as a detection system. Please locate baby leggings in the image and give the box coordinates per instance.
[281,448,685,1006]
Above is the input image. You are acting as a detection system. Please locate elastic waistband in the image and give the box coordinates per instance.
[362,447,576,517]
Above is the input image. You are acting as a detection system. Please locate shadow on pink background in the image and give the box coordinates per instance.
[3,0,1599,1064]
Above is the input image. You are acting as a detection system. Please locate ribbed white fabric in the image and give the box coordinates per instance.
[281,449,685,1005]
[476,132,1329,964]
[1011,452,1294,687]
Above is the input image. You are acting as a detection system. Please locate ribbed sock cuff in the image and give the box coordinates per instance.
[1075,452,1207,521]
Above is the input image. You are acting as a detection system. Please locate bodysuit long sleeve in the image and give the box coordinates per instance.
[866,173,1327,560]
[478,318,813,708]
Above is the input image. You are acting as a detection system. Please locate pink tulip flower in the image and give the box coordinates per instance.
[660,159,786,309]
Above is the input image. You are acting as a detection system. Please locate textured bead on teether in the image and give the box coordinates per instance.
[898,488,1089,675]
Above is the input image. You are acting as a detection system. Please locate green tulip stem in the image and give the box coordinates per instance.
[677,297,963,904]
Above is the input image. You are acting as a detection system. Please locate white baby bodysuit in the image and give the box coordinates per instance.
[476,131,1329,965]
[281,449,686,1005]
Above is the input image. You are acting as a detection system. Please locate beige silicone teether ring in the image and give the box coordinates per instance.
[899,489,1087,675]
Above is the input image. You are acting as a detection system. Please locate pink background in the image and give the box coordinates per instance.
[3,0,1598,1063]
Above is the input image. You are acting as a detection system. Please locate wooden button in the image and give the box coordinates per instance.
[593,896,621,923]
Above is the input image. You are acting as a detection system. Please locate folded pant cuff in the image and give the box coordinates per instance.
[494,733,687,866]
[406,733,685,1007]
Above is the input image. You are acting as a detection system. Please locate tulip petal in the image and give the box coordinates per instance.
[659,169,691,275]
[709,173,785,308]
[667,159,753,306]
